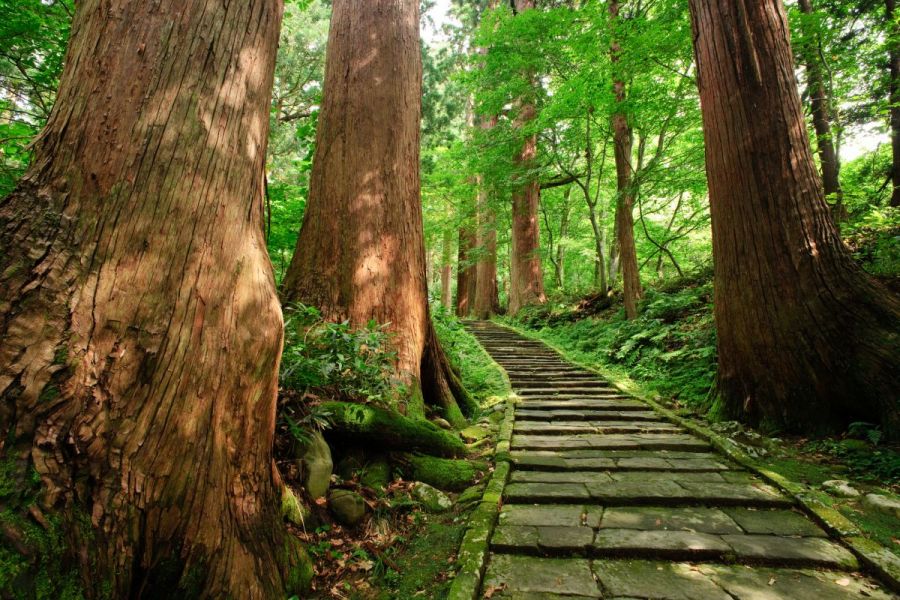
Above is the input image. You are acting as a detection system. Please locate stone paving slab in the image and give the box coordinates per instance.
[517,400,649,411]
[697,564,897,599]
[506,479,793,507]
[514,422,684,435]
[724,507,829,537]
[515,409,662,421]
[512,433,711,452]
[482,555,600,597]
[511,451,733,472]
[599,506,744,534]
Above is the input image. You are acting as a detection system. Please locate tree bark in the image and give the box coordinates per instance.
[473,175,500,319]
[887,0,900,207]
[456,216,478,317]
[609,0,643,320]
[280,0,470,422]
[797,0,845,224]
[690,0,900,436]
[507,0,546,316]
[0,0,304,597]
[441,229,453,309]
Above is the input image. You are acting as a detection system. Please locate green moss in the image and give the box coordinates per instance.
[281,536,314,595]
[397,454,488,491]
[323,401,466,457]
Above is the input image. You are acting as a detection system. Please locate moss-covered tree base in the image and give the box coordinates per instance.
[393,454,489,491]
[322,402,466,457]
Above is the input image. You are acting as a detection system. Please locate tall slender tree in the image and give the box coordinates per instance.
[609,0,643,319]
[797,0,844,222]
[281,0,474,421]
[508,0,547,315]
[440,228,454,309]
[0,0,306,597]
[690,0,900,436]
[887,0,900,207]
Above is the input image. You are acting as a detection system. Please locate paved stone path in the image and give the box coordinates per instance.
[466,322,896,600]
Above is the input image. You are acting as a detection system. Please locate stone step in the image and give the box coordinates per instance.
[515,409,660,422]
[503,477,793,508]
[514,422,683,435]
[516,389,620,397]
[517,399,638,408]
[481,555,890,600]
[510,380,612,389]
[511,450,733,472]
[511,433,711,452]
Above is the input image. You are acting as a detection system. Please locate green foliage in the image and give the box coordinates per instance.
[0,0,73,194]
[803,438,900,486]
[280,304,402,405]
[431,307,508,403]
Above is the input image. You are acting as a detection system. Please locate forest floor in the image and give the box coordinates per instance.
[465,321,897,598]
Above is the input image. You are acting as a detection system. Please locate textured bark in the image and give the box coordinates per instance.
[507,0,546,316]
[887,0,900,207]
[797,0,844,222]
[281,0,469,421]
[456,219,477,317]
[690,0,900,436]
[609,0,643,320]
[0,1,299,597]
[440,229,453,309]
[473,173,500,319]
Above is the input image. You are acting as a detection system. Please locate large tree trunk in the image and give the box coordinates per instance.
[797,0,845,224]
[0,1,303,597]
[440,229,453,309]
[887,0,900,207]
[281,0,471,421]
[456,220,478,317]
[473,175,500,319]
[690,0,900,436]
[609,0,643,320]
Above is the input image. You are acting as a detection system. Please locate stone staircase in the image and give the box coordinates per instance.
[466,321,895,600]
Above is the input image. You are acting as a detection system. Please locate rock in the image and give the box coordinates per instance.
[490,402,506,413]
[862,493,900,519]
[360,456,392,490]
[328,489,367,526]
[300,431,333,499]
[821,480,860,498]
[461,425,490,443]
[411,481,453,513]
[432,417,453,430]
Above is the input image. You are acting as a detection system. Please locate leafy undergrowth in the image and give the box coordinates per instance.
[506,268,717,413]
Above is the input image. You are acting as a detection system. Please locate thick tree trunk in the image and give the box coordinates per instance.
[441,229,453,309]
[281,0,469,422]
[887,0,900,207]
[609,0,643,320]
[0,1,303,597]
[797,0,845,224]
[690,0,900,436]
[473,185,500,319]
[473,112,500,319]
[456,218,478,317]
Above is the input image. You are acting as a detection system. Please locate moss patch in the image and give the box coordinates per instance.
[396,454,489,492]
